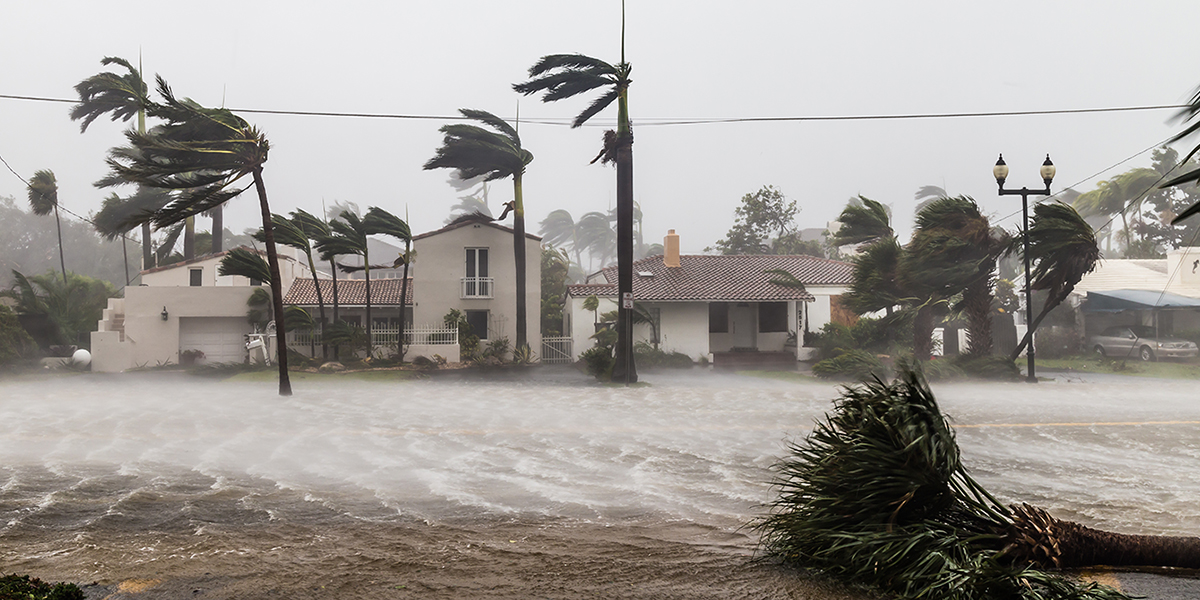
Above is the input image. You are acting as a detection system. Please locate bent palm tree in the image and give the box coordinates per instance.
[364,207,412,360]
[514,9,637,382]
[254,214,328,359]
[831,195,892,247]
[316,211,374,354]
[424,109,534,352]
[1007,202,1100,360]
[101,75,291,396]
[27,170,67,285]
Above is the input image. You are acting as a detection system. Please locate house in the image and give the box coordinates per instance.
[408,213,542,353]
[1066,247,1200,339]
[563,230,855,366]
[90,246,310,372]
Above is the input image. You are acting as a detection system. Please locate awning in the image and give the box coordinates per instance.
[1082,289,1200,313]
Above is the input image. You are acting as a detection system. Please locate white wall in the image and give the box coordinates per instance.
[649,302,710,360]
[803,285,849,334]
[411,224,542,350]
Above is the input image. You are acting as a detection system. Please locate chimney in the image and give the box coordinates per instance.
[664,229,680,268]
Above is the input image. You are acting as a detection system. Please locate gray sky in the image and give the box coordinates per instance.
[3,1,1200,256]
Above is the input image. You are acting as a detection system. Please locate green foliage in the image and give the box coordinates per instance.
[0,305,37,366]
[758,371,1129,600]
[443,309,479,358]
[710,185,799,255]
[633,342,693,368]
[806,315,912,361]
[949,354,1021,380]
[2,270,117,349]
[218,247,271,283]
[541,246,570,336]
[831,195,893,246]
[0,574,84,600]
[811,349,888,380]
[580,345,614,379]
[484,336,511,360]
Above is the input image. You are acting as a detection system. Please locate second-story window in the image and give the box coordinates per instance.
[463,247,492,298]
[189,268,203,287]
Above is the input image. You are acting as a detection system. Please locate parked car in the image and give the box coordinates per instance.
[1088,325,1199,361]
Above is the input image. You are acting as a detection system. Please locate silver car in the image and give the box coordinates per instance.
[1089,325,1199,362]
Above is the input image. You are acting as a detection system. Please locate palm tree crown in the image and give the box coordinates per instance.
[70,56,151,133]
[513,54,631,130]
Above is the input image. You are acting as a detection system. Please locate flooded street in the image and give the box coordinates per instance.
[0,369,1196,598]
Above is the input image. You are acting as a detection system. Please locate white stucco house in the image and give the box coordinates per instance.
[563,230,855,366]
[90,246,310,372]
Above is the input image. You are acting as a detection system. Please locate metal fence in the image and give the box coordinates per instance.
[541,336,573,364]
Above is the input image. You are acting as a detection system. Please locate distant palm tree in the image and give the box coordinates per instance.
[1073,168,1160,257]
[424,108,534,352]
[1007,203,1100,360]
[514,5,637,381]
[101,75,291,396]
[254,213,328,359]
[364,207,412,359]
[293,208,338,324]
[26,170,67,285]
[832,195,893,248]
[316,210,375,353]
[92,185,173,276]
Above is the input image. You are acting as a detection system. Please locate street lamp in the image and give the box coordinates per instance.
[994,154,1055,383]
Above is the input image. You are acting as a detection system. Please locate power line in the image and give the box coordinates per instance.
[0,92,1186,126]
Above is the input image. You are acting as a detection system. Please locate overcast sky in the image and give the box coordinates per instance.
[4,1,1200,257]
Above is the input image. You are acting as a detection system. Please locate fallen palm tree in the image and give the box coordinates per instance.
[758,370,1200,599]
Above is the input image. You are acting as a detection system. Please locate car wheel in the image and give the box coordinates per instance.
[1139,346,1155,362]
[1093,345,1106,357]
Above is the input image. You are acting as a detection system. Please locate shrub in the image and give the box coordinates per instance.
[634,342,693,369]
[484,336,511,360]
[949,354,1020,381]
[812,350,888,380]
[806,322,855,360]
[0,304,36,366]
[0,574,83,600]
[1033,326,1079,359]
[579,345,614,379]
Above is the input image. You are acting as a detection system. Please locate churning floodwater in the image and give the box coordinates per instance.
[0,369,1197,599]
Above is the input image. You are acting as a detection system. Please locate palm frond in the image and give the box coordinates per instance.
[218,247,271,283]
[364,206,411,242]
[70,56,152,133]
[26,170,58,215]
[833,195,892,246]
[290,208,330,239]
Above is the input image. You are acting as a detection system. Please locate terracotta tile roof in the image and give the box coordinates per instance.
[283,277,414,306]
[567,254,854,302]
[412,212,542,242]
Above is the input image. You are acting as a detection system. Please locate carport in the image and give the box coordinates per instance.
[1082,289,1200,338]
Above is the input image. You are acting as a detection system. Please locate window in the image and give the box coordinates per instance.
[708,303,729,333]
[759,302,789,333]
[189,268,203,287]
[465,310,489,340]
[463,248,492,297]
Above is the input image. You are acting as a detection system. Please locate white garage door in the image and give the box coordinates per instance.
[179,317,251,363]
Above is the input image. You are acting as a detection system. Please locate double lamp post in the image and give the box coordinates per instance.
[993,154,1055,383]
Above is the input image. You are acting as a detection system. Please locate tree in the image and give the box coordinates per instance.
[364,207,412,360]
[1073,168,1160,257]
[0,195,127,291]
[424,108,533,352]
[541,246,571,336]
[710,185,798,255]
[254,213,328,359]
[316,210,375,354]
[100,75,291,396]
[514,6,637,382]
[2,270,116,349]
[92,186,172,279]
[831,195,892,247]
[26,170,67,285]
[1006,203,1100,361]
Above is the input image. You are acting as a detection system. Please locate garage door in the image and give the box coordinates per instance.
[179,317,251,364]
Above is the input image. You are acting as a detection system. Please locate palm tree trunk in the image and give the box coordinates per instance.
[184,216,195,260]
[330,258,340,361]
[251,166,291,396]
[964,277,993,355]
[513,173,528,352]
[611,127,637,383]
[913,304,935,361]
[121,235,130,285]
[364,261,372,359]
[399,239,411,362]
[53,205,67,285]
[1008,287,1074,361]
[304,254,327,360]
[142,222,154,270]
[1009,504,1200,569]
[211,206,223,253]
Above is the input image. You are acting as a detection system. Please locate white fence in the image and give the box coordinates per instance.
[287,325,458,360]
[541,336,573,364]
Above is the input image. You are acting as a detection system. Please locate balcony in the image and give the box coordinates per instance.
[461,277,494,299]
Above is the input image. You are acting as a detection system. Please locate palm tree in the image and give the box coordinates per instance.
[100,75,291,396]
[514,5,637,382]
[1007,203,1100,360]
[92,186,173,275]
[26,170,67,285]
[424,108,534,352]
[254,213,328,359]
[316,210,374,354]
[3,270,117,349]
[293,208,338,326]
[1161,85,1200,223]
[364,207,412,359]
[1073,168,1160,257]
[72,56,196,269]
[842,236,905,316]
[831,195,893,247]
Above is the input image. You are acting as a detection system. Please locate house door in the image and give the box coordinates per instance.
[729,304,756,349]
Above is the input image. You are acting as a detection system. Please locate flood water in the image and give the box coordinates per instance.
[0,369,1197,599]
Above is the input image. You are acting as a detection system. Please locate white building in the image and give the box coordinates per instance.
[563,230,855,367]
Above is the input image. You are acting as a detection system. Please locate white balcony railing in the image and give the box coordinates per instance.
[460,277,494,299]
